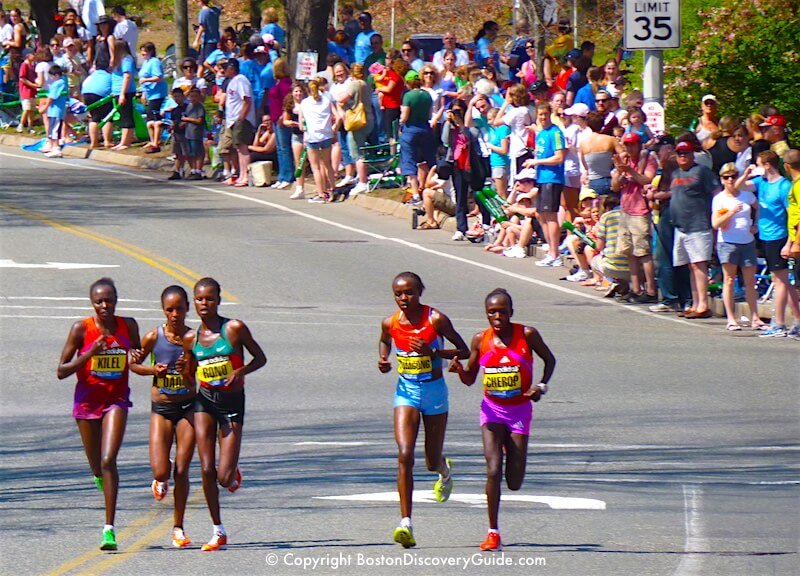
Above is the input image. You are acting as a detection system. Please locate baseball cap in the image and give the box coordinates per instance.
[96,14,114,26]
[261,33,275,45]
[404,70,419,82]
[528,80,549,93]
[579,187,598,202]
[516,168,537,182]
[253,45,268,54]
[62,38,75,48]
[563,103,590,117]
[565,48,582,62]
[621,132,641,144]
[603,84,619,98]
[701,94,717,104]
[368,62,385,76]
[675,141,694,152]
[759,115,786,128]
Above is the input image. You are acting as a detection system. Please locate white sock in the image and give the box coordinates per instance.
[440,460,451,481]
[488,528,499,534]
[213,523,226,536]
[400,517,412,529]
[104,524,114,532]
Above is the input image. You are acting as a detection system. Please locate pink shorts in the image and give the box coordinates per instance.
[480,397,533,436]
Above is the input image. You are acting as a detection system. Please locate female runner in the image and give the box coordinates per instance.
[57,278,141,551]
[182,277,266,551]
[130,286,196,548]
[449,288,556,551]
[378,272,469,548]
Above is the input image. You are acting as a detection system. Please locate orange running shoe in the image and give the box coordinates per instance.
[151,479,168,501]
[172,527,191,548]
[201,532,227,552]
[227,467,242,493]
[480,531,503,551]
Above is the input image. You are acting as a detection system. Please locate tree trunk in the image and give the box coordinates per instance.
[29,0,59,46]
[175,0,189,60]
[250,0,262,31]
[519,0,548,76]
[282,0,334,73]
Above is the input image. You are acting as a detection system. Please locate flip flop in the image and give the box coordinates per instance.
[418,221,440,230]
[232,180,249,187]
[726,323,742,331]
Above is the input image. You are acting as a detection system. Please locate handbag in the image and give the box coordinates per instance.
[344,102,367,132]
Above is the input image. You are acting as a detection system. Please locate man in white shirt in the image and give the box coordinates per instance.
[111,6,138,57]
[222,58,255,187]
[432,32,469,71]
[81,0,105,37]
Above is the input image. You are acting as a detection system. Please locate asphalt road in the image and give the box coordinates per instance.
[1,146,797,576]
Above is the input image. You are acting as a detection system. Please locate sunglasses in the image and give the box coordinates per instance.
[595,98,609,103]
[557,113,565,117]
[721,174,737,180]
[422,71,434,75]
[402,48,413,53]
[525,46,534,50]
[182,65,195,69]
[676,150,692,156]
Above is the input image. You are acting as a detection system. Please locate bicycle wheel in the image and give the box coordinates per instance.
[161,53,177,80]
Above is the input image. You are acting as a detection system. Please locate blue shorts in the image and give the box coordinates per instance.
[399,125,436,176]
[394,377,448,416]
[186,139,203,158]
[306,138,333,150]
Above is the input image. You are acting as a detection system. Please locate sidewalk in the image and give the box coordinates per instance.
[1,132,787,323]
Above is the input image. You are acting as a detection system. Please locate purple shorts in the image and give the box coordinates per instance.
[480,397,533,436]
[73,396,132,420]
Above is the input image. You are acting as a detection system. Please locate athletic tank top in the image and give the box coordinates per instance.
[388,305,443,382]
[152,326,193,395]
[478,323,533,405]
[76,316,131,389]
[192,319,244,390]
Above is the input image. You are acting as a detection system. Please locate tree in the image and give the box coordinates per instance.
[282,0,335,72]
[664,0,800,146]
[29,0,58,45]
[175,0,189,60]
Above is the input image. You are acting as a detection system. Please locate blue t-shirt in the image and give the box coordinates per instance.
[111,55,136,95]
[354,30,376,64]
[755,176,791,241]
[198,6,221,44]
[204,48,236,67]
[239,59,261,97]
[330,42,353,64]
[47,77,68,118]
[260,22,285,46]
[488,124,511,167]
[81,69,112,97]
[535,124,566,184]
[476,37,500,70]
[574,83,596,111]
[139,57,167,101]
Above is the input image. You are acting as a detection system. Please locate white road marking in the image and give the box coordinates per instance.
[0,259,119,270]
[0,150,709,330]
[673,485,708,576]
[314,490,606,510]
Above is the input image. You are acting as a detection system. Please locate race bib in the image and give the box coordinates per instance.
[156,371,187,394]
[90,349,127,379]
[396,353,432,375]
[483,366,522,398]
[196,355,233,387]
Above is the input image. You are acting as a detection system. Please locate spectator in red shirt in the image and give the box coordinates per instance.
[17,51,38,133]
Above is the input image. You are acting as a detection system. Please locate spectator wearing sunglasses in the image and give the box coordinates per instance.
[433,32,469,71]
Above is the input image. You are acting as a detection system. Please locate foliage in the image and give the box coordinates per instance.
[664,0,800,146]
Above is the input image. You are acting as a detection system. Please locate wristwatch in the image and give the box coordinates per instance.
[535,382,548,395]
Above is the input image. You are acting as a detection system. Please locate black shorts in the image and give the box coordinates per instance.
[195,386,245,425]
[762,237,789,271]
[152,399,195,424]
[85,92,113,123]
[116,95,135,129]
[146,98,164,122]
[382,107,401,137]
[536,182,563,213]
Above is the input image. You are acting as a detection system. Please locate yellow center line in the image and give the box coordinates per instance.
[0,202,238,302]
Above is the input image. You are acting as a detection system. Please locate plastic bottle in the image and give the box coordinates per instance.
[294,148,307,179]
[474,186,508,223]
[562,220,597,249]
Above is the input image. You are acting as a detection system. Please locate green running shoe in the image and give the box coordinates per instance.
[433,457,453,502]
[392,525,416,548]
[94,475,104,491]
[100,528,117,551]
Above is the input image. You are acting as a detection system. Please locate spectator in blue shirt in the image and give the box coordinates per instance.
[259,6,285,47]
[139,42,168,152]
[193,0,222,63]
[354,12,377,64]
[43,65,68,158]
[110,38,137,150]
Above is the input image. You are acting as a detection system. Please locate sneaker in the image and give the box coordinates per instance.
[634,292,659,304]
[201,532,227,552]
[433,458,453,502]
[44,149,63,158]
[479,531,503,552]
[566,269,590,282]
[336,175,356,187]
[15,125,23,133]
[759,324,787,338]
[227,467,242,493]
[186,172,202,181]
[405,195,422,206]
[452,231,467,241]
[307,195,327,203]
[535,254,556,267]
[550,256,563,267]
[167,171,182,180]
[350,181,370,196]
[787,325,800,340]
[289,186,305,200]
[503,245,526,258]
[273,181,289,190]
[152,479,168,501]
[392,525,416,548]
[172,527,191,548]
[649,302,679,313]
[93,475,104,491]
[100,528,117,551]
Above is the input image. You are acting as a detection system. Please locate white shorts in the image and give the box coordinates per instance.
[21,98,35,111]
[673,229,713,266]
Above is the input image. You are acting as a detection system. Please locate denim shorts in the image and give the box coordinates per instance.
[186,139,203,158]
[394,377,448,416]
[306,138,333,150]
[717,241,758,268]
[589,177,613,196]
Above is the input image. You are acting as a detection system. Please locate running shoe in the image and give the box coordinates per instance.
[201,532,227,551]
[433,458,453,502]
[94,475,104,491]
[451,231,467,241]
[759,324,787,338]
[392,525,416,548]
[503,245,526,259]
[649,302,679,313]
[152,479,168,501]
[479,531,503,551]
[172,527,191,548]
[100,528,117,551]
[566,269,590,282]
[227,467,242,493]
[44,150,63,158]
[307,195,327,203]
[634,292,659,304]
[534,254,556,267]
[289,186,305,200]
[335,175,356,187]
[349,181,370,196]
[787,324,800,340]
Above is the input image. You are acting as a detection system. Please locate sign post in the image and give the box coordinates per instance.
[295,52,319,80]
[624,1,681,106]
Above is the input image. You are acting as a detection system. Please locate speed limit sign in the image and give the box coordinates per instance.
[624,0,681,50]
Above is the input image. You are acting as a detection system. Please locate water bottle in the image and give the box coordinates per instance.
[562,220,597,249]
[475,186,508,223]
[294,148,307,179]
